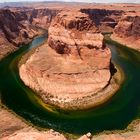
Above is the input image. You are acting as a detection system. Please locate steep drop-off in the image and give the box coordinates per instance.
[111,13,140,50]
[80,8,124,33]
[0,8,60,60]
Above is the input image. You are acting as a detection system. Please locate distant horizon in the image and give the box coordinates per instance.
[0,0,140,4]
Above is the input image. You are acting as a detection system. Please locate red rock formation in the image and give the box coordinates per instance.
[19,10,120,110]
[1,3,140,140]
[0,28,17,60]
[0,9,40,46]
[111,13,140,50]
[29,8,60,29]
[0,9,39,59]
[80,9,124,33]
[0,8,60,60]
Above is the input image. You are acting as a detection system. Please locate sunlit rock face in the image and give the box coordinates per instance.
[111,14,140,50]
[19,10,113,110]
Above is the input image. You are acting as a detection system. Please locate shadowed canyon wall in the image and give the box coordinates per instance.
[0,8,60,60]
[111,14,140,50]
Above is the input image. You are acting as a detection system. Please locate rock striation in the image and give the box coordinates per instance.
[19,11,120,110]
[80,9,123,33]
[0,9,39,60]
[111,13,140,50]
[0,7,60,60]
[29,8,60,29]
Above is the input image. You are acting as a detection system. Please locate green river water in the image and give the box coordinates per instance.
[1,35,140,135]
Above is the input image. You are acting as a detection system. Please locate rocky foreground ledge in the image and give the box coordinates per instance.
[19,10,121,110]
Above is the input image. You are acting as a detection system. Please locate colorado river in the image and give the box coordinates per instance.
[1,35,140,135]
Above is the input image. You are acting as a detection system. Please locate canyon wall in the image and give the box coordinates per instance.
[80,9,124,33]
[0,8,38,59]
[1,5,139,60]
[29,8,60,28]
[0,8,60,60]
[111,13,140,50]
[0,6,127,60]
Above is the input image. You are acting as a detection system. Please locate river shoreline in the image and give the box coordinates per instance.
[1,35,140,139]
[111,35,140,52]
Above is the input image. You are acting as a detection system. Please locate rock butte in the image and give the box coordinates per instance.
[19,10,121,110]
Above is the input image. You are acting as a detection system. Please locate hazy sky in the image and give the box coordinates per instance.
[0,0,140,3]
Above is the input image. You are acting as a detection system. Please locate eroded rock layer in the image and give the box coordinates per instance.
[111,13,140,50]
[19,11,120,110]
[80,9,124,33]
[0,8,60,60]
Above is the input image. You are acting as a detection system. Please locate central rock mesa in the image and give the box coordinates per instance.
[20,11,120,110]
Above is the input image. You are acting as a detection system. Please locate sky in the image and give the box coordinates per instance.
[0,0,140,3]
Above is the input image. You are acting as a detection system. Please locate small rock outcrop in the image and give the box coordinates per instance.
[19,11,120,110]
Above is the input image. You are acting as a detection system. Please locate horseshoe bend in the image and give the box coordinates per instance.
[19,11,121,110]
[0,2,140,140]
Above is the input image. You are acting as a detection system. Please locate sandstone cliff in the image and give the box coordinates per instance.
[80,9,123,33]
[0,7,60,60]
[111,13,140,50]
[29,8,60,29]
[19,10,120,110]
[0,9,38,59]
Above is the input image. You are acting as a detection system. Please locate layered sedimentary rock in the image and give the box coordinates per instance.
[80,9,123,33]
[0,8,60,60]
[19,11,120,110]
[0,9,39,60]
[29,8,60,29]
[111,13,140,50]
